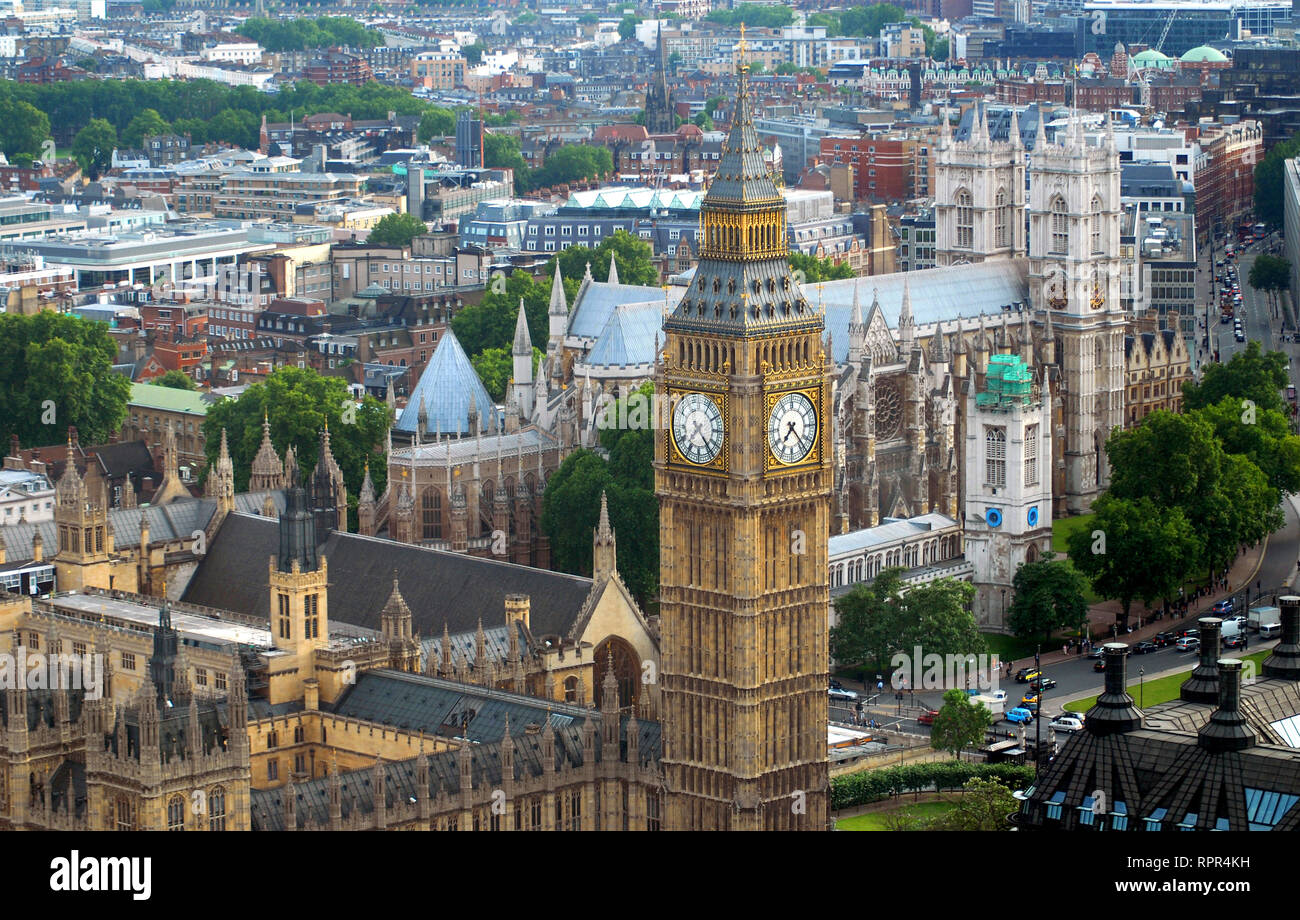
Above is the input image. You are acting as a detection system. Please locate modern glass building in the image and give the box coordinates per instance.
[1083,1,1293,56]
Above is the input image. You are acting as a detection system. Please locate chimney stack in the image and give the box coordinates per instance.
[1180,617,1222,703]
[1084,643,1143,734]
[1197,659,1257,753]
[1262,594,1300,680]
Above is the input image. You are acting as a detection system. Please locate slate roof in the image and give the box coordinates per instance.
[828,512,959,557]
[584,300,662,368]
[566,281,682,341]
[180,513,595,638]
[248,669,663,831]
[0,491,284,565]
[393,329,496,436]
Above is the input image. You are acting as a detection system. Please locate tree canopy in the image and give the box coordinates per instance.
[539,419,659,608]
[0,95,50,162]
[831,571,983,673]
[550,230,659,287]
[1007,552,1090,644]
[617,13,642,41]
[201,367,390,528]
[1183,340,1289,414]
[1255,130,1299,230]
[469,346,542,402]
[152,370,197,391]
[121,108,171,149]
[705,5,793,27]
[531,144,613,191]
[930,689,994,759]
[366,212,429,248]
[788,251,855,282]
[72,118,116,175]
[0,312,132,448]
[235,16,383,51]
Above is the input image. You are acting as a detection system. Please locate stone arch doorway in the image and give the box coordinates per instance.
[593,636,640,711]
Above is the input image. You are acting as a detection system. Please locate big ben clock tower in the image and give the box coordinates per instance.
[655,32,832,831]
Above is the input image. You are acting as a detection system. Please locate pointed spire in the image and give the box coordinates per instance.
[548,264,567,316]
[1009,106,1022,149]
[359,460,375,505]
[593,489,617,582]
[583,261,593,284]
[513,296,532,355]
[899,277,914,350]
[1034,104,1047,151]
[606,251,619,286]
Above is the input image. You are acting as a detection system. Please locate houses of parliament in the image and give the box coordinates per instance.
[0,56,833,832]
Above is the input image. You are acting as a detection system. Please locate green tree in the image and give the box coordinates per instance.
[483,131,531,193]
[152,370,197,391]
[1106,410,1280,582]
[704,95,726,116]
[692,111,713,130]
[1184,340,1289,415]
[1007,552,1090,645]
[0,97,50,161]
[201,367,390,527]
[897,578,985,660]
[705,5,793,27]
[416,107,455,143]
[830,567,907,672]
[551,229,659,287]
[71,118,117,175]
[617,13,642,41]
[1191,396,1300,499]
[932,37,950,62]
[839,4,906,38]
[470,346,543,402]
[1249,253,1292,316]
[366,212,429,248]
[451,270,551,359]
[461,42,486,65]
[927,776,1020,831]
[121,108,170,149]
[539,447,658,607]
[532,144,613,189]
[1068,494,1203,629]
[788,251,855,282]
[0,312,132,448]
[930,689,993,759]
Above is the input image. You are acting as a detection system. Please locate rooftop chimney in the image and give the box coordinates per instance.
[1084,643,1143,734]
[1197,659,1257,753]
[1262,594,1300,680]
[1180,617,1222,703]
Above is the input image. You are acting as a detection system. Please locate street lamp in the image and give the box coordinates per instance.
[1139,667,1145,709]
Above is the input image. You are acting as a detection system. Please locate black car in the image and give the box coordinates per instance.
[1153,632,1178,648]
[829,678,845,691]
[1093,657,1107,672]
[1223,634,1247,650]
[1179,625,1201,638]
[1132,640,1158,655]
[1029,676,1057,691]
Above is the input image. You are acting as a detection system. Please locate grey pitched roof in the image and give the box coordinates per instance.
[584,300,661,368]
[248,669,663,831]
[0,485,285,566]
[180,513,595,639]
[566,281,681,341]
[394,328,496,436]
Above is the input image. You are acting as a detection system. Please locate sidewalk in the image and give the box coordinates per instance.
[1007,536,1276,674]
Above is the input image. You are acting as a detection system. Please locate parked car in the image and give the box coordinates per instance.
[918,709,940,726]
[1132,640,1158,655]
[1048,714,1085,732]
[1029,676,1057,691]
[829,686,858,702]
[1176,637,1201,652]
[1153,632,1179,648]
[1006,707,1035,724]
[1015,668,1040,684]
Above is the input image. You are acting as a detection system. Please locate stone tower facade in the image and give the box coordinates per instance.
[934,104,1026,266]
[655,54,831,831]
[963,353,1054,628]
[1027,115,1125,514]
[644,22,676,136]
[267,486,329,703]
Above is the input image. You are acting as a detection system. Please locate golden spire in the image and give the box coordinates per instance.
[737,22,748,72]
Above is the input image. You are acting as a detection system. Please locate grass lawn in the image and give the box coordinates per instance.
[1051,514,1100,604]
[835,800,956,830]
[1064,650,1271,713]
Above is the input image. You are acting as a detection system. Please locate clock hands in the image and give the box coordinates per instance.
[783,419,798,443]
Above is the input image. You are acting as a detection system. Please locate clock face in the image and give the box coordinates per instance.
[768,392,817,465]
[671,392,724,465]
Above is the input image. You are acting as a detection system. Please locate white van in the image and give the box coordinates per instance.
[1259,623,1282,640]
[1221,618,1244,639]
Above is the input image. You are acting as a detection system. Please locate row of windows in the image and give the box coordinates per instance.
[984,425,1041,488]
